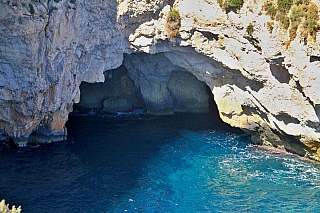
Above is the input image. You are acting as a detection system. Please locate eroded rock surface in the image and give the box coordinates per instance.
[124,53,210,114]
[0,0,123,145]
[124,0,320,160]
[1,0,320,161]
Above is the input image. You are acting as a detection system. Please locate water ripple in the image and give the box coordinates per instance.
[1,114,320,212]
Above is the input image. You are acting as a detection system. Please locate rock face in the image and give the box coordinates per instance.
[0,0,124,145]
[77,54,211,114]
[1,0,320,160]
[124,53,210,114]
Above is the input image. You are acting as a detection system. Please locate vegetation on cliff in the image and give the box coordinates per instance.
[165,8,181,42]
[264,0,320,40]
[246,22,254,35]
[217,0,244,11]
[216,0,319,41]
[29,4,35,15]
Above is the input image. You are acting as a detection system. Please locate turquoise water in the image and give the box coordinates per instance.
[1,112,320,212]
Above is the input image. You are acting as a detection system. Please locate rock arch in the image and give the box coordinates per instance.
[76,51,217,116]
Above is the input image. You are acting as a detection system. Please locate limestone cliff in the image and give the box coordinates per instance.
[1,0,320,161]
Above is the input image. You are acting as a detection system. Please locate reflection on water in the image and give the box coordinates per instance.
[1,113,320,212]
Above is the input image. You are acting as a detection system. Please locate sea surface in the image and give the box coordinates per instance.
[1,111,320,212]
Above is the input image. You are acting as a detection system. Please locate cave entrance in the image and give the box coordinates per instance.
[74,66,218,115]
[74,59,220,118]
[75,65,145,114]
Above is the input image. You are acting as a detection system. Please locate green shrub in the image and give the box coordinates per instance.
[217,0,244,11]
[304,3,320,38]
[265,4,277,18]
[264,0,319,41]
[165,8,181,42]
[29,4,35,14]
[276,11,290,29]
[167,8,180,21]
[246,23,254,35]
[225,0,244,10]
[277,0,293,12]
[290,5,306,22]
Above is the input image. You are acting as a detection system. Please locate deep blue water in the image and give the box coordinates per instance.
[1,112,320,212]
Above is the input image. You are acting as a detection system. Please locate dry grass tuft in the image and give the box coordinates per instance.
[165,8,181,42]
